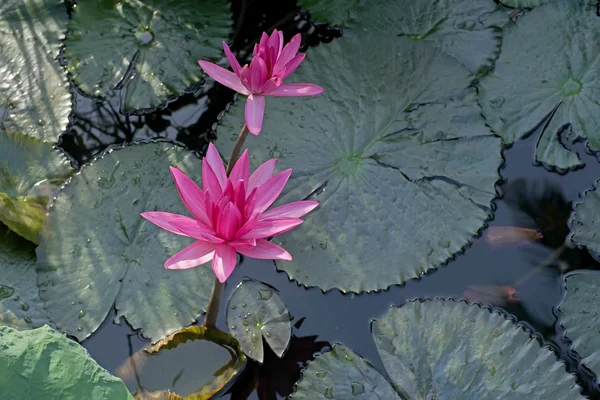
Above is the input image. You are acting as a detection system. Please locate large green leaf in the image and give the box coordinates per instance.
[559,272,600,377]
[500,0,548,7]
[0,130,73,243]
[479,1,600,170]
[216,35,502,293]
[299,0,507,73]
[64,0,232,112]
[569,180,600,257]
[0,225,49,330]
[0,0,71,142]
[36,142,213,341]
[227,278,291,363]
[0,325,133,399]
[292,300,583,399]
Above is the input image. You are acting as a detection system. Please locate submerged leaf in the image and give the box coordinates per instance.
[0,325,132,399]
[36,142,213,341]
[217,35,501,293]
[227,278,291,363]
[64,0,232,111]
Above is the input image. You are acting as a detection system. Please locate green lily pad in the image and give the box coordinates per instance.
[500,0,547,7]
[299,0,507,73]
[292,300,583,399]
[479,1,600,170]
[64,0,232,112]
[0,225,50,330]
[0,325,133,399]
[36,142,213,341]
[227,278,291,363]
[0,130,73,243]
[216,35,502,293]
[559,272,600,377]
[0,0,71,142]
[569,181,600,257]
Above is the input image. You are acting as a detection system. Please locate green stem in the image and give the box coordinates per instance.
[203,124,250,328]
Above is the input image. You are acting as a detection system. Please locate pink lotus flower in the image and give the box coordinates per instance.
[198,30,324,135]
[141,143,318,283]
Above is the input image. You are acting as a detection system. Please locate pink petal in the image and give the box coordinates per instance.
[222,41,242,75]
[198,61,249,95]
[200,232,226,244]
[169,217,214,240]
[228,238,256,250]
[260,77,282,94]
[254,169,292,213]
[268,83,323,97]
[140,211,190,236]
[212,244,237,283]
[274,33,301,73]
[237,239,292,261]
[258,32,269,53]
[281,54,305,79]
[260,201,319,220]
[245,94,266,135]
[248,57,268,92]
[268,29,282,56]
[202,158,223,198]
[216,202,242,241]
[206,143,227,189]
[239,218,303,240]
[229,149,250,184]
[248,159,277,193]
[169,167,210,226]
[165,241,216,270]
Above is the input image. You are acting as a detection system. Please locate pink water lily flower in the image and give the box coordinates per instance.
[198,29,324,135]
[141,143,318,283]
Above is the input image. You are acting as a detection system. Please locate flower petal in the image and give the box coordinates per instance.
[169,217,214,240]
[216,202,242,241]
[202,158,223,198]
[260,201,319,220]
[237,239,292,261]
[274,33,301,73]
[198,60,249,95]
[281,53,305,79]
[212,244,237,283]
[169,167,210,225]
[206,143,227,189]
[245,94,266,135]
[222,41,242,75]
[254,169,292,213]
[229,149,250,184]
[248,159,277,193]
[248,57,268,92]
[165,241,216,270]
[140,211,190,236]
[268,83,324,97]
[268,29,282,56]
[239,218,303,240]
[228,238,256,250]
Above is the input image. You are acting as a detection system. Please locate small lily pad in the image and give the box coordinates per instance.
[0,130,73,243]
[64,0,232,112]
[479,1,600,170]
[0,0,71,142]
[227,278,291,363]
[0,225,49,330]
[36,142,213,341]
[0,325,132,399]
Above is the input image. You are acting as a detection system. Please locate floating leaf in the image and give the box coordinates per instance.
[0,325,132,399]
[36,142,213,341]
[479,1,600,170]
[64,0,232,112]
[0,0,71,142]
[569,180,600,258]
[500,0,547,7]
[559,272,600,377]
[216,35,502,293]
[0,225,49,329]
[227,278,291,363]
[299,0,507,73]
[292,300,582,399]
[0,130,73,243]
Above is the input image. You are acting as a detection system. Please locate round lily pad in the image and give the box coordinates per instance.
[0,325,132,399]
[0,0,71,142]
[569,180,600,258]
[64,0,232,112]
[0,130,73,243]
[479,1,600,170]
[227,278,291,363]
[216,35,502,293]
[292,300,583,399]
[0,225,49,330]
[299,0,507,73]
[500,0,548,7]
[36,142,213,341]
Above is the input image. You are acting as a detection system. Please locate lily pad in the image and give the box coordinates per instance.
[216,35,502,293]
[0,130,73,243]
[0,325,133,399]
[0,225,49,330]
[500,0,547,7]
[479,1,600,170]
[292,300,583,399]
[299,0,507,73]
[36,142,213,341]
[227,278,291,363]
[569,180,600,258]
[559,272,600,377]
[64,0,232,112]
[0,0,71,142]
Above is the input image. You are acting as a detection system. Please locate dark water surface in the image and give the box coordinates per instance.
[57,1,600,399]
